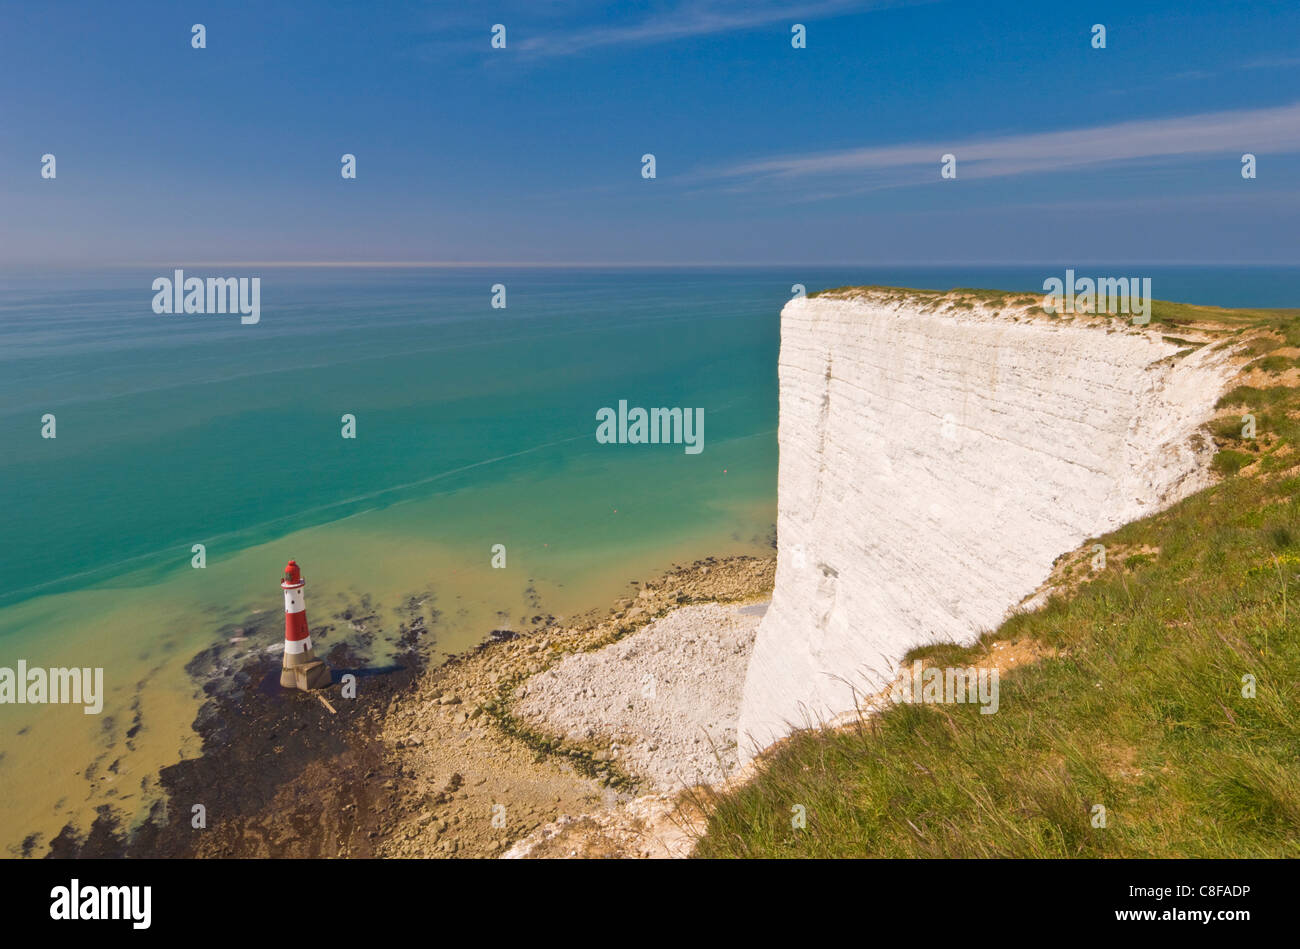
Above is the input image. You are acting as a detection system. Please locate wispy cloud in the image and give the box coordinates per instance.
[1162,54,1300,83]
[703,101,1300,191]
[516,0,908,57]
[1241,56,1300,70]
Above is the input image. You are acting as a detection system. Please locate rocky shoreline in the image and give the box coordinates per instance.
[34,554,775,859]
[377,555,774,858]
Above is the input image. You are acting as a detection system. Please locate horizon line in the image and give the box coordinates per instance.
[4,260,1299,270]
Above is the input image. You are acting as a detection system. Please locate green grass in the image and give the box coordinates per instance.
[1212,450,1255,477]
[694,300,1300,859]
[1249,354,1296,374]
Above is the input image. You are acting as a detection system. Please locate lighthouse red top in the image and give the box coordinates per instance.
[281,559,305,590]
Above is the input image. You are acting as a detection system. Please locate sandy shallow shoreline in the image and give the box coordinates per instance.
[31,554,775,858]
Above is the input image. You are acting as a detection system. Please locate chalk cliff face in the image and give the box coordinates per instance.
[738,292,1238,758]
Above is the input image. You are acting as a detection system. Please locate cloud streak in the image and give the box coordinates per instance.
[516,0,906,57]
[704,101,1300,189]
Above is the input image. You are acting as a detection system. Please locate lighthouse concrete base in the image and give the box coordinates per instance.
[281,660,332,691]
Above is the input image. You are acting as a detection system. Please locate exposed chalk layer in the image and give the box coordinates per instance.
[738,293,1238,758]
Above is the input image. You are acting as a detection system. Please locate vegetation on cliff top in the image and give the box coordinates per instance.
[808,284,1300,335]
[695,300,1300,858]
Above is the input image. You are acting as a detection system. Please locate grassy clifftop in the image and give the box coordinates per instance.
[808,284,1298,332]
[695,295,1300,858]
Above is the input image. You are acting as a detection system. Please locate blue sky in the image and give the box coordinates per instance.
[2,0,1299,265]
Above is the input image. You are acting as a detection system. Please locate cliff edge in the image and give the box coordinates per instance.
[737,289,1240,758]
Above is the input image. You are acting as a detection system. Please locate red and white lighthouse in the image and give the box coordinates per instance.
[279,559,331,690]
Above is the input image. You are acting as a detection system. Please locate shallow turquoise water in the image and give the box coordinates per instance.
[0,268,790,605]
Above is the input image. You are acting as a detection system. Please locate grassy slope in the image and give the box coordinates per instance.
[695,292,1300,858]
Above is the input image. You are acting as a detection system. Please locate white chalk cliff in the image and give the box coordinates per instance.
[737,291,1238,758]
